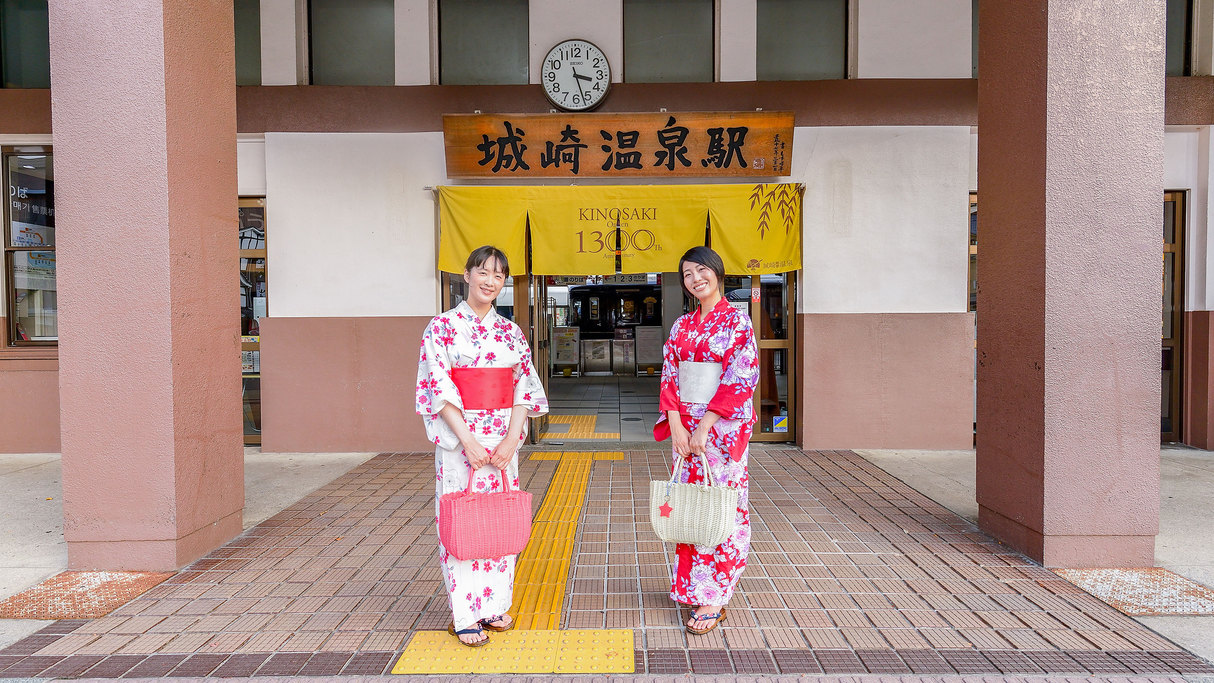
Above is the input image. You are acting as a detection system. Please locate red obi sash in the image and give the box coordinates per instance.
[451,367,514,410]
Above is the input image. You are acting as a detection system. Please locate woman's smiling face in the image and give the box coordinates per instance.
[464,256,506,308]
[682,260,719,303]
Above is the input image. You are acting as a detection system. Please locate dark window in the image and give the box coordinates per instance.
[235,0,261,86]
[624,0,713,83]
[309,0,395,85]
[1,0,50,88]
[1166,0,1192,77]
[971,0,978,78]
[440,0,529,85]
[756,0,847,81]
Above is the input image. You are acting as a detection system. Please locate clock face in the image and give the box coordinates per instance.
[541,40,610,111]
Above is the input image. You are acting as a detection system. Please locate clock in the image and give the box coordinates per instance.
[541,39,611,111]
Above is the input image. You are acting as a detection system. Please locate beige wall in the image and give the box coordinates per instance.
[855,0,972,78]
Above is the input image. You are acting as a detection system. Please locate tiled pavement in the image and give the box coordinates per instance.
[1,447,1212,679]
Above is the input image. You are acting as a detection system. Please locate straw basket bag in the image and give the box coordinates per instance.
[649,450,739,547]
[439,464,533,560]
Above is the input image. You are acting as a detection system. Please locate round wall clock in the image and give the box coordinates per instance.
[541,39,610,111]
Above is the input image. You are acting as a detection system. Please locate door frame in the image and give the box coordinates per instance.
[516,275,551,443]
[239,196,266,446]
[1163,190,1185,443]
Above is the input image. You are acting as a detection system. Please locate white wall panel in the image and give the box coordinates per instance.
[529,0,623,84]
[855,0,971,78]
[264,133,444,317]
[260,0,298,85]
[395,0,431,85]
[968,128,977,190]
[237,138,267,196]
[719,0,757,82]
[796,126,971,314]
[1162,129,1209,311]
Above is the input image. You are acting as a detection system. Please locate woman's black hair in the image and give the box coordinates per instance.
[678,246,725,298]
[465,245,510,278]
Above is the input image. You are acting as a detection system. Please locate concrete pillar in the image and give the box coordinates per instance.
[976,2,1163,567]
[48,2,244,570]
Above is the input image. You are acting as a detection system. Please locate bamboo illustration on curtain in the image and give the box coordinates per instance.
[436,184,802,276]
[750,184,799,238]
[708,184,802,274]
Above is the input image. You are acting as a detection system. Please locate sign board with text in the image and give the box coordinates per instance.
[444,112,793,179]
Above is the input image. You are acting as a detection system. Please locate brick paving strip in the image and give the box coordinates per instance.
[0,448,1212,678]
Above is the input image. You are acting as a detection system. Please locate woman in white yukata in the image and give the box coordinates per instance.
[415,245,548,646]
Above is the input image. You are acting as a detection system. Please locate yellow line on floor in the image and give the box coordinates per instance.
[509,451,622,629]
[542,414,620,439]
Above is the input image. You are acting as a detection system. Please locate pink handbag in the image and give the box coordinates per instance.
[439,465,533,561]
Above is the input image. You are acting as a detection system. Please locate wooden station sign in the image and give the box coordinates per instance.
[443,111,793,179]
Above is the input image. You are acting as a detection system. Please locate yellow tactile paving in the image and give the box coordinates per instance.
[391,629,634,674]
[392,451,633,674]
[510,451,620,628]
[541,414,620,439]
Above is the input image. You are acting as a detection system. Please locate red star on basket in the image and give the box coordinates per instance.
[658,502,673,517]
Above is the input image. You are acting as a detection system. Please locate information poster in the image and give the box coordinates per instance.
[242,350,260,373]
[552,326,580,365]
[635,326,664,367]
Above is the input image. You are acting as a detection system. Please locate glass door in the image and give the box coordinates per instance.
[723,272,797,442]
[239,197,267,446]
[1162,191,1184,442]
[751,272,796,442]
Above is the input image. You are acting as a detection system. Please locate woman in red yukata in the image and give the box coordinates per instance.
[415,245,548,647]
[654,246,759,635]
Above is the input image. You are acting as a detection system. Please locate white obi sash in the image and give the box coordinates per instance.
[678,361,723,404]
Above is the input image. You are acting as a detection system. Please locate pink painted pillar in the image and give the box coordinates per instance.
[48,2,244,570]
[976,2,1163,567]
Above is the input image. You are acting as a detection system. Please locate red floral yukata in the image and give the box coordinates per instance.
[415,301,548,630]
[654,297,759,607]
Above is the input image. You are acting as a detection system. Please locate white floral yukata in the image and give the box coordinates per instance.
[654,297,759,607]
[415,301,548,630]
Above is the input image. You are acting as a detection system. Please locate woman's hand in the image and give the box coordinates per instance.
[670,422,692,459]
[689,423,711,456]
[489,433,520,470]
[461,434,491,469]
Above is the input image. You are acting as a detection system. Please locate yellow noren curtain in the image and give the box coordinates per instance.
[437,184,801,276]
[528,186,707,275]
[437,187,528,274]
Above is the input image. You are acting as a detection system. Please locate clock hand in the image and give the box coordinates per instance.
[571,67,589,101]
